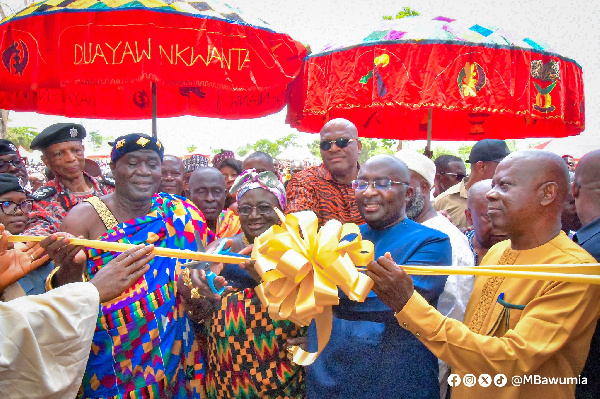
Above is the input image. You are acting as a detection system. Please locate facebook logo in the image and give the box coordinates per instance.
[448,374,461,387]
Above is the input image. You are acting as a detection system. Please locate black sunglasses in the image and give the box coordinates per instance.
[319,138,356,151]
[0,157,26,172]
[436,172,467,181]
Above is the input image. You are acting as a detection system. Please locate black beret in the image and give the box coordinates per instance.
[0,139,19,156]
[111,133,164,163]
[30,123,86,151]
[0,173,25,196]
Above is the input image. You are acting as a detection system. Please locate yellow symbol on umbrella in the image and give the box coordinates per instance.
[458,62,486,97]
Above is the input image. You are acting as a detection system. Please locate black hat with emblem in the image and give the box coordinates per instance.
[0,173,25,196]
[0,139,20,156]
[111,133,164,163]
[30,123,86,151]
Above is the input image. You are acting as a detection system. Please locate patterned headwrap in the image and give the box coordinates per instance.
[212,150,235,168]
[230,169,286,209]
[111,133,164,163]
[183,154,209,173]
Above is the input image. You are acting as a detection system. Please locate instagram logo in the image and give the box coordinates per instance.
[447,374,461,387]
[463,374,477,387]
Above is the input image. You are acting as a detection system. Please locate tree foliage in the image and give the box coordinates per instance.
[186,144,198,153]
[6,126,38,150]
[86,130,113,151]
[307,137,398,164]
[237,133,299,158]
[383,7,420,20]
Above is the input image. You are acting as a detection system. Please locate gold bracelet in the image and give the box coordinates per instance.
[45,266,61,292]
[44,266,89,291]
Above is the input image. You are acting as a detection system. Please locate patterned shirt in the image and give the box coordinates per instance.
[285,164,364,227]
[24,172,114,236]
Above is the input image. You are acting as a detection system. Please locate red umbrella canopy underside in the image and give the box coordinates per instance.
[0,4,306,119]
[287,41,584,141]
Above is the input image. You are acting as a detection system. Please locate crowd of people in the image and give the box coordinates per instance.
[0,119,598,399]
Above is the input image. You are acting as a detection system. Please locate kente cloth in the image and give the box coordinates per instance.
[396,231,600,399]
[216,209,241,238]
[0,282,99,399]
[307,218,451,399]
[25,172,114,236]
[285,164,364,228]
[205,263,306,399]
[80,193,214,399]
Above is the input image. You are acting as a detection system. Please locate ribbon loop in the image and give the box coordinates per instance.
[253,209,374,365]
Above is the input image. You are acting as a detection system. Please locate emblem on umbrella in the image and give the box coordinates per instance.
[2,40,28,76]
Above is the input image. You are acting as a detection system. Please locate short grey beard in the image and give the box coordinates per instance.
[405,187,425,220]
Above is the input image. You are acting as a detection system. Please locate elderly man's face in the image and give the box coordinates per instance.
[42,141,85,181]
[468,190,508,249]
[486,158,538,235]
[355,160,411,230]
[111,150,162,202]
[320,124,361,177]
[159,157,184,195]
[188,170,226,223]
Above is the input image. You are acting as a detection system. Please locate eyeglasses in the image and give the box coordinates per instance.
[238,204,274,216]
[0,157,26,172]
[0,199,32,215]
[351,179,409,190]
[436,172,467,180]
[319,138,356,151]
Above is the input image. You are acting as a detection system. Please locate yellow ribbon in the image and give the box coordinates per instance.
[252,209,374,365]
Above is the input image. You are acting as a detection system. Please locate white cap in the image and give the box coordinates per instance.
[394,150,436,188]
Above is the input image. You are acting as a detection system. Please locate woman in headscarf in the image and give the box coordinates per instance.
[179,169,305,399]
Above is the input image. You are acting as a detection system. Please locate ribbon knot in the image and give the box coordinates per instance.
[252,209,374,365]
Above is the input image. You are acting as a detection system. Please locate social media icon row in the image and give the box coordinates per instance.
[448,373,507,387]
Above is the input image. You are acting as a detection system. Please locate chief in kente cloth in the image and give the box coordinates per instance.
[42,133,214,398]
[24,123,114,236]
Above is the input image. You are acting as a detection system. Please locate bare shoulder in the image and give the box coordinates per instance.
[60,202,98,237]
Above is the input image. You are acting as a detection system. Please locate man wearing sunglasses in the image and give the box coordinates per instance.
[307,154,452,399]
[433,139,510,230]
[433,154,466,198]
[286,118,364,227]
[0,139,29,190]
[0,174,54,299]
[23,123,114,236]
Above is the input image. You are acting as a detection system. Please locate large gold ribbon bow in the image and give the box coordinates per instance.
[252,209,374,365]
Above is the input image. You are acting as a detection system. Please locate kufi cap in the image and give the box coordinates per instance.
[0,140,19,156]
[30,123,86,151]
[467,139,511,164]
[183,155,209,173]
[111,133,164,163]
[0,173,25,196]
[212,150,235,168]
[394,150,436,188]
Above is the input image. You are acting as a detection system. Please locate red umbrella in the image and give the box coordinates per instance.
[0,0,306,136]
[286,15,584,144]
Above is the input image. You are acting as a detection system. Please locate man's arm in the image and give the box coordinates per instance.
[368,257,600,376]
[23,202,62,236]
[285,174,318,215]
[40,204,95,288]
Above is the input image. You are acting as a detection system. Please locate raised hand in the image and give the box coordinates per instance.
[39,233,87,286]
[0,224,49,292]
[90,244,154,302]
